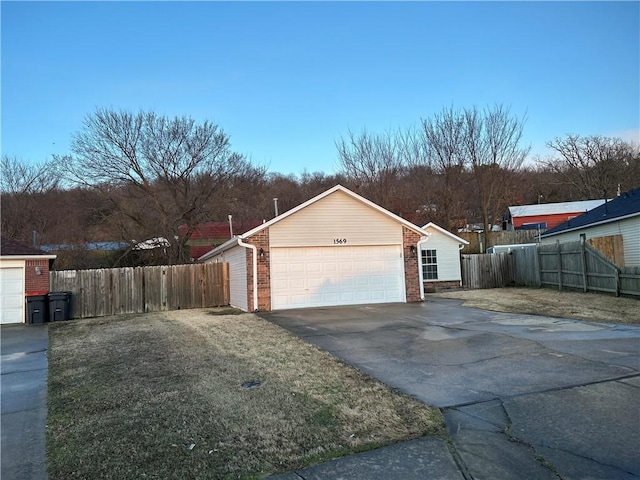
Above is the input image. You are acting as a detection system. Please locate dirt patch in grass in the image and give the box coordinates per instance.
[47,310,442,479]
[433,287,639,324]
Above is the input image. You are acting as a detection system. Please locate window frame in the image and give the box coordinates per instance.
[421,249,438,280]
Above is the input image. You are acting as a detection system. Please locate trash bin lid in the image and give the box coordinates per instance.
[48,292,71,300]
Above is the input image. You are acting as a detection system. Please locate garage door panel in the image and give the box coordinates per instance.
[306,262,323,274]
[271,245,405,310]
[1,267,25,324]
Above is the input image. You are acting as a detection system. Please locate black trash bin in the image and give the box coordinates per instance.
[26,295,48,324]
[48,292,71,322]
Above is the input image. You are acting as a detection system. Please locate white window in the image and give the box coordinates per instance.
[422,249,438,280]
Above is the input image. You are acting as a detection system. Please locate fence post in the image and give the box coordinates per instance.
[161,266,167,310]
[556,240,562,291]
[535,244,542,287]
[615,269,620,297]
[580,236,588,292]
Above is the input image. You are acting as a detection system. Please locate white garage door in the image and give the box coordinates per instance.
[0,267,25,324]
[271,245,405,310]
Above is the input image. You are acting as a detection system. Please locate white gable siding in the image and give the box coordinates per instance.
[541,217,640,267]
[270,190,403,248]
[422,226,463,282]
[207,246,248,311]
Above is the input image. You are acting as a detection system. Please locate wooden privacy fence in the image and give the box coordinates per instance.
[512,247,542,287]
[461,253,515,289]
[49,263,230,319]
[539,239,640,297]
[461,239,640,296]
[459,230,539,253]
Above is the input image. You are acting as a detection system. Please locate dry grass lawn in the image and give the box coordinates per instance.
[47,309,442,479]
[433,287,639,324]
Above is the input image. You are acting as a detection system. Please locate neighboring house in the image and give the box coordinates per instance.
[420,223,469,289]
[0,237,57,324]
[540,188,640,267]
[179,221,263,260]
[505,199,607,231]
[200,185,442,311]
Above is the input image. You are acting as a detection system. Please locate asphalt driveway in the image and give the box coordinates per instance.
[1,324,49,480]
[262,297,640,480]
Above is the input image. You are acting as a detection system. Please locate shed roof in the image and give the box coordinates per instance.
[199,185,429,261]
[541,188,640,238]
[508,199,606,218]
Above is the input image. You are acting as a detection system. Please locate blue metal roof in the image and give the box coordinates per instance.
[541,187,640,237]
[40,241,128,251]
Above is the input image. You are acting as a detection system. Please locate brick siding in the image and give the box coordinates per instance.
[403,226,422,302]
[244,229,271,311]
[25,259,50,295]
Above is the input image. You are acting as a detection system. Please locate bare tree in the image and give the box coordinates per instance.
[462,105,529,247]
[416,107,468,231]
[336,128,408,207]
[541,135,640,199]
[0,155,61,195]
[0,155,62,243]
[60,108,264,264]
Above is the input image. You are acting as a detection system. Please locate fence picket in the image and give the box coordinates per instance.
[50,263,229,319]
[461,253,514,289]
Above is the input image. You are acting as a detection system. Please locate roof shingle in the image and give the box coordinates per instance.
[1,237,49,256]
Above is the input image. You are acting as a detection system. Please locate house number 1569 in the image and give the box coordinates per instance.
[333,238,347,244]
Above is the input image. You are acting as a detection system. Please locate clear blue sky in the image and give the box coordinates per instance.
[2,1,639,175]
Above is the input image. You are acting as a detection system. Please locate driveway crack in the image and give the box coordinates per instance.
[530,443,639,478]
[499,399,563,479]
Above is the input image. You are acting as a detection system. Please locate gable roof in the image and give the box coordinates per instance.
[508,199,607,218]
[541,187,640,238]
[199,185,429,261]
[1,236,57,259]
[422,222,470,245]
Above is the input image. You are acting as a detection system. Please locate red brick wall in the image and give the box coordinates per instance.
[25,259,50,295]
[403,227,422,303]
[244,229,271,311]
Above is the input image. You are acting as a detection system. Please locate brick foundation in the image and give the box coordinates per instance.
[423,280,462,293]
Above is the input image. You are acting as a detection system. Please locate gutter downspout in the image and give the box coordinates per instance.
[237,237,259,311]
[417,234,431,301]
[458,243,465,287]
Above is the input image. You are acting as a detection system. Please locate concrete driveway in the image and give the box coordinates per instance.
[1,325,49,480]
[262,297,640,480]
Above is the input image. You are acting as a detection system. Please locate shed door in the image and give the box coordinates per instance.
[0,266,25,324]
[271,245,405,310]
